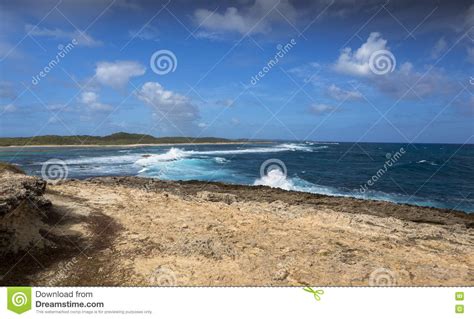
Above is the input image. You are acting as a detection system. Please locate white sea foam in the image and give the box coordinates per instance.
[214,157,228,163]
[135,143,321,167]
[417,159,438,166]
[134,148,188,165]
[277,143,313,152]
[194,143,315,155]
[254,169,295,190]
[253,170,441,210]
[60,143,326,171]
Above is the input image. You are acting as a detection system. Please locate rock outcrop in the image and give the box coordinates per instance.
[0,165,52,255]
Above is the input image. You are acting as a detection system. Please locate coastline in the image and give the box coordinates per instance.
[1,173,472,286]
[0,141,273,149]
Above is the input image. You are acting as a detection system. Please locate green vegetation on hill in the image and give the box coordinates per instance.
[0,132,256,146]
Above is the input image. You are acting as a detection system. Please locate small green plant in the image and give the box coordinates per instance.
[303,287,324,301]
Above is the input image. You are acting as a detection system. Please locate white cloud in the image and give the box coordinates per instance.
[136,82,200,129]
[327,84,362,101]
[198,122,207,128]
[194,0,297,35]
[332,32,452,99]
[80,91,112,111]
[25,24,102,47]
[334,32,389,76]
[95,61,146,89]
[309,103,336,115]
[80,91,98,104]
[430,37,447,59]
[373,62,453,99]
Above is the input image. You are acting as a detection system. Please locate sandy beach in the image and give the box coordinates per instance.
[1,170,472,286]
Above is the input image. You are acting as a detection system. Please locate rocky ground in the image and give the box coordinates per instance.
[1,170,473,286]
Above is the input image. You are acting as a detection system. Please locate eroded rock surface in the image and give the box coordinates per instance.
[0,169,51,254]
[1,175,473,286]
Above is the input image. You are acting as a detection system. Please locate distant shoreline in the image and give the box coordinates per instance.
[0,141,274,149]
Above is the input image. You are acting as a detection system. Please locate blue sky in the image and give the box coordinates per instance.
[0,0,473,143]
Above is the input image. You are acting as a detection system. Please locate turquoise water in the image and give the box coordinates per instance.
[1,142,473,212]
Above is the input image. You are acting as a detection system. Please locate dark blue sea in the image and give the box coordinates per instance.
[1,142,473,213]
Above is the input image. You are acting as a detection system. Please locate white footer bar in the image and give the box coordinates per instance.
[1,287,471,318]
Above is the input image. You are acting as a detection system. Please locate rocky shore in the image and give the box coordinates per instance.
[1,170,473,286]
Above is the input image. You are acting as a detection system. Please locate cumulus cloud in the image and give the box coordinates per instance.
[25,24,102,47]
[327,84,362,101]
[334,32,390,76]
[95,61,146,89]
[80,91,112,111]
[332,32,453,99]
[372,62,454,99]
[136,82,200,130]
[309,103,337,115]
[194,0,297,35]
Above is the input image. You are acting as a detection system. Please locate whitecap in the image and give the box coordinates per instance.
[214,157,228,164]
[277,143,314,152]
[135,148,188,166]
[254,169,295,191]
[417,159,438,166]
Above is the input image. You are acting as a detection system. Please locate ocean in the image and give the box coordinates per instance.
[1,142,473,213]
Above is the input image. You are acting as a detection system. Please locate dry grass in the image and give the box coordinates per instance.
[0,162,25,174]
